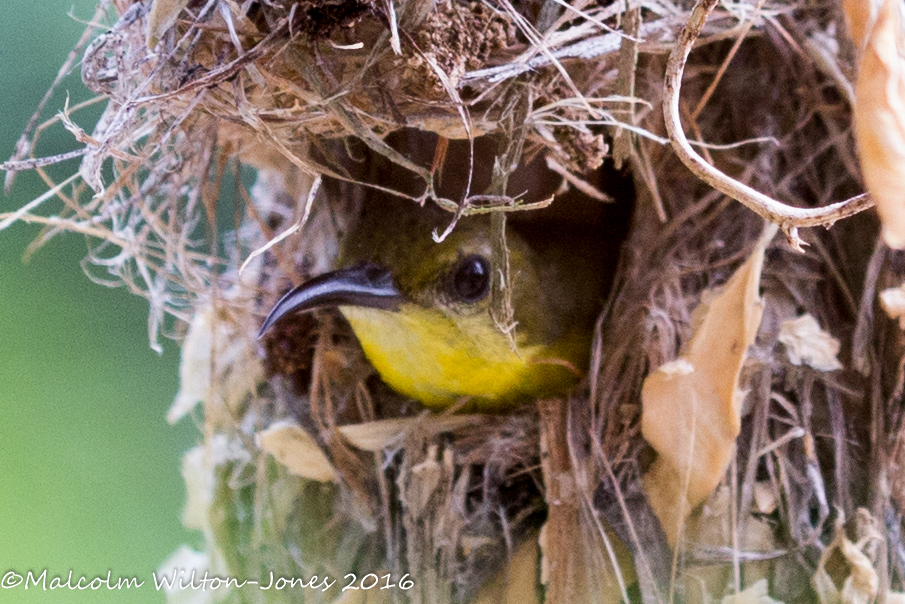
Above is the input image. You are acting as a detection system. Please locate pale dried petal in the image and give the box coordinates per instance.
[405,445,444,517]
[256,420,337,483]
[778,314,844,371]
[181,445,212,531]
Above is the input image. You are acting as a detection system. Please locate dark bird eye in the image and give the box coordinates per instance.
[451,255,491,302]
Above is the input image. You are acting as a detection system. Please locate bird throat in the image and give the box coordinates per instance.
[339,303,569,409]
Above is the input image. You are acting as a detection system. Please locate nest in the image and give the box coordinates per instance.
[4,0,905,602]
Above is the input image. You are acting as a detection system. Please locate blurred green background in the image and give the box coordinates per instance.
[0,1,198,602]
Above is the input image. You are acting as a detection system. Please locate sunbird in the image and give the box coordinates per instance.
[258,195,615,411]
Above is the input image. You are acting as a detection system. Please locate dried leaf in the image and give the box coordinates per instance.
[146,0,191,48]
[778,314,844,371]
[641,224,774,546]
[812,511,881,604]
[721,579,785,604]
[844,0,874,49]
[256,420,337,482]
[848,0,905,248]
[880,284,905,327]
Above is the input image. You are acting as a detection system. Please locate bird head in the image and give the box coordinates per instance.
[254,125,640,410]
[258,202,602,409]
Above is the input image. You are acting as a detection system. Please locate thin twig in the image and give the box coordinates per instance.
[612,1,640,170]
[0,148,89,172]
[662,0,875,251]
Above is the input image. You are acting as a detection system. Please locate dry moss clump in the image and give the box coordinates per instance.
[3,0,905,602]
[406,1,516,97]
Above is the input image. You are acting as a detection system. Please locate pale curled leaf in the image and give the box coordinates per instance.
[849,0,905,248]
[684,485,782,597]
[337,415,484,452]
[753,481,778,514]
[778,314,844,371]
[641,224,774,546]
[812,511,881,604]
[256,420,337,482]
[146,0,191,48]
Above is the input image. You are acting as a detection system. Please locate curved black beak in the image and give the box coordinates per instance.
[258,262,403,338]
